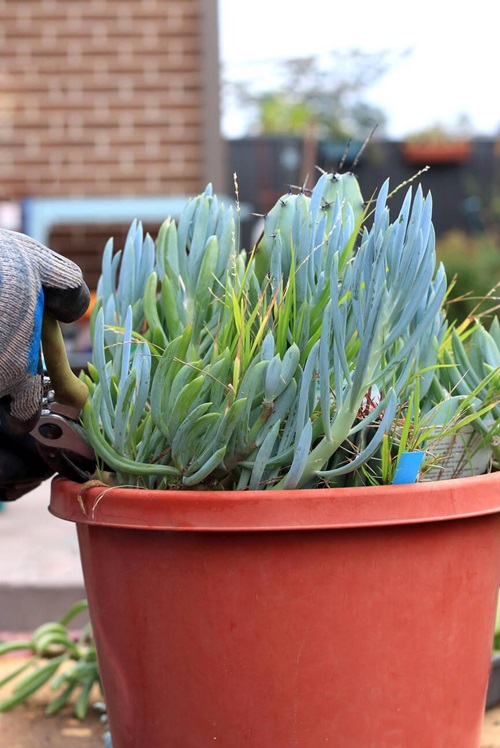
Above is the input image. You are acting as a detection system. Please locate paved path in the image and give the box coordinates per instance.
[0,480,86,631]
[0,655,104,747]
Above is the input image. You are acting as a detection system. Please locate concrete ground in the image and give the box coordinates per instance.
[0,479,87,632]
[0,480,104,744]
[0,655,104,747]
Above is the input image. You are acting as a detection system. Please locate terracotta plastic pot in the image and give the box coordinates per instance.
[50,472,500,748]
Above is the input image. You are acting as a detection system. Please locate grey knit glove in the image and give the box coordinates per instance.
[0,229,90,500]
[0,228,90,432]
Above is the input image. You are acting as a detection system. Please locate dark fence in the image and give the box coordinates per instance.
[226,137,499,247]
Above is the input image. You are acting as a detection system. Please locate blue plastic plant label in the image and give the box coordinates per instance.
[392,451,426,484]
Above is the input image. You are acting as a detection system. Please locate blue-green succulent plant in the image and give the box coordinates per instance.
[81,170,500,490]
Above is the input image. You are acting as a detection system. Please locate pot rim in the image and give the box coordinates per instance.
[49,472,500,532]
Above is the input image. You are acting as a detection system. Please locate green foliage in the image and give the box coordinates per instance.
[436,229,500,324]
[437,319,500,461]
[0,601,100,720]
[228,51,399,139]
[259,92,313,136]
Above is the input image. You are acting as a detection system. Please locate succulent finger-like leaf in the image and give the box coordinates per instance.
[188,397,247,474]
[264,355,283,402]
[114,368,137,455]
[316,390,398,479]
[58,600,89,625]
[255,193,299,283]
[136,418,165,465]
[187,195,213,292]
[135,233,156,300]
[489,317,500,350]
[126,343,152,439]
[45,682,77,716]
[281,419,313,489]
[143,271,167,347]
[266,379,297,430]
[177,194,201,261]
[98,237,116,301]
[160,272,185,339]
[8,655,67,701]
[156,217,177,279]
[33,633,78,658]
[182,446,227,486]
[249,420,281,490]
[92,309,115,416]
[117,305,134,388]
[31,622,72,643]
[214,208,236,278]
[74,677,96,721]
[0,657,37,689]
[319,299,333,440]
[167,375,205,440]
[470,324,500,374]
[150,328,192,437]
[295,341,319,439]
[83,401,179,479]
[116,227,137,318]
[192,235,218,343]
[170,404,214,468]
[264,344,300,403]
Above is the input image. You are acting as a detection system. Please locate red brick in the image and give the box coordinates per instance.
[0,0,222,277]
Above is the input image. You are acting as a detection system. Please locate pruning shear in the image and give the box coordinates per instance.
[30,313,97,482]
[31,378,96,482]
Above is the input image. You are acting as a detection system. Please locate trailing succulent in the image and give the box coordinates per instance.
[0,601,100,720]
[81,171,500,490]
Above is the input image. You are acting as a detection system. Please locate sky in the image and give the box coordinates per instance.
[218,0,499,140]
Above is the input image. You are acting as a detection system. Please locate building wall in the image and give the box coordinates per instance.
[0,0,223,199]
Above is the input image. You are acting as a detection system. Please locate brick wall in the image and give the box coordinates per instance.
[0,0,223,200]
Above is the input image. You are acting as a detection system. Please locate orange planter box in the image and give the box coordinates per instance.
[401,140,472,165]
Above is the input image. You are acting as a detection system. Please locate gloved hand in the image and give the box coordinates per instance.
[0,432,54,501]
[0,228,90,501]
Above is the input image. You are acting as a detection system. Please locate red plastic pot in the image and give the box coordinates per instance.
[50,472,500,748]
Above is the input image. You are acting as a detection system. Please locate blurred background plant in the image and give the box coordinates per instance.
[0,601,100,721]
[227,49,407,140]
[436,229,500,325]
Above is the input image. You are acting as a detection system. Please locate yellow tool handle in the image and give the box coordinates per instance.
[41,313,89,411]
